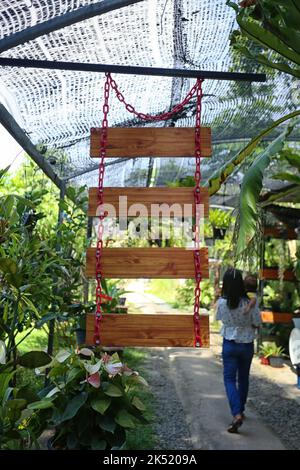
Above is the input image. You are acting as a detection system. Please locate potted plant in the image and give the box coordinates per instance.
[209,209,232,240]
[30,348,148,450]
[258,344,272,365]
[267,344,285,368]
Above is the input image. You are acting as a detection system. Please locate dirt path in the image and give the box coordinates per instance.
[127,285,300,450]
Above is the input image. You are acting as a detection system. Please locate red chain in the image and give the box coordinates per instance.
[94,73,111,345]
[193,79,203,347]
[109,75,199,122]
[94,74,204,348]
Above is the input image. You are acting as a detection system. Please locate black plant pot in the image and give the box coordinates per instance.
[213,227,226,240]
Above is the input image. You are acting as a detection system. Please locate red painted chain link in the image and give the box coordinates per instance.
[109,75,199,122]
[94,73,111,345]
[94,74,204,347]
[193,79,204,347]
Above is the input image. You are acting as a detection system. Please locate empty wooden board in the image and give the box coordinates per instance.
[90,127,212,157]
[88,187,209,218]
[86,313,210,347]
[86,247,208,279]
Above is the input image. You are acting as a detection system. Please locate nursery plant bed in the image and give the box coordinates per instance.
[263,226,297,240]
[261,311,293,324]
[259,268,296,282]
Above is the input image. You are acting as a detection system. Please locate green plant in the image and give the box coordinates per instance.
[259,343,285,358]
[0,351,52,449]
[31,348,148,450]
[227,0,300,78]
[174,279,214,310]
[101,279,130,313]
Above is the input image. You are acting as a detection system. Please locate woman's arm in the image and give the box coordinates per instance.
[251,299,261,328]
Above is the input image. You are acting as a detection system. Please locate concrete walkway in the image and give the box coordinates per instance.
[126,281,287,450]
[163,346,286,450]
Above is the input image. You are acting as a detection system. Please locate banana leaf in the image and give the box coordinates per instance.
[227,1,300,66]
[235,120,297,256]
[207,110,300,196]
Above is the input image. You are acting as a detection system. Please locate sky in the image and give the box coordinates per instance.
[0,123,24,173]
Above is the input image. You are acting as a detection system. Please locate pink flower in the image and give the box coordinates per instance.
[87,372,101,388]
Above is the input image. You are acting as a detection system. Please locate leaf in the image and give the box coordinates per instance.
[272,172,300,184]
[91,397,111,415]
[0,340,6,365]
[45,386,60,398]
[0,257,18,274]
[235,121,296,255]
[207,110,300,196]
[87,372,101,388]
[91,437,106,450]
[27,399,54,410]
[84,360,101,375]
[36,312,58,328]
[115,409,136,429]
[103,383,123,397]
[78,348,94,357]
[98,415,116,433]
[55,350,71,363]
[18,351,52,368]
[57,392,88,424]
[132,396,146,411]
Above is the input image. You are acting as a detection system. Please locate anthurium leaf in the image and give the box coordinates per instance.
[91,437,106,450]
[115,409,136,429]
[84,360,101,375]
[55,350,71,363]
[103,383,123,397]
[78,348,94,357]
[58,392,88,424]
[87,372,101,388]
[27,399,54,410]
[98,415,116,433]
[132,396,146,411]
[45,386,60,398]
[18,351,52,368]
[91,397,111,415]
[0,340,6,365]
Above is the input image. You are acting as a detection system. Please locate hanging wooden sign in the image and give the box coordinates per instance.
[88,187,210,218]
[86,313,210,348]
[90,127,212,158]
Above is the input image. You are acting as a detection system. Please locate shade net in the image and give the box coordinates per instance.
[0,0,299,191]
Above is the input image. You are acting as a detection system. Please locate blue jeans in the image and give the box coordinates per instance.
[222,338,254,417]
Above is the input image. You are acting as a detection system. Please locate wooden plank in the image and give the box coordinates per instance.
[263,226,297,239]
[86,313,210,347]
[90,127,212,158]
[261,311,293,324]
[86,247,209,279]
[259,268,296,281]
[88,187,209,218]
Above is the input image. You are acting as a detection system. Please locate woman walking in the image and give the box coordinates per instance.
[216,268,261,433]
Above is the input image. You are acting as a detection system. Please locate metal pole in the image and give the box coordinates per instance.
[0,102,63,190]
[0,57,267,82]
[0,0,144,54]
[46,183,66,372]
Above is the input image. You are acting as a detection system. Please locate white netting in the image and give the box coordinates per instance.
[0,0,298,186]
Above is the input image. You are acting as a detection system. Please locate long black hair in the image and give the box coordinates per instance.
[221,268,247,309]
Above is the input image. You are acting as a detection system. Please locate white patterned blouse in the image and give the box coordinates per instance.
[216,297,261,343]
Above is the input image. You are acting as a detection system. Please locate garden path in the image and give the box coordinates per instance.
[126,282,295,450]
